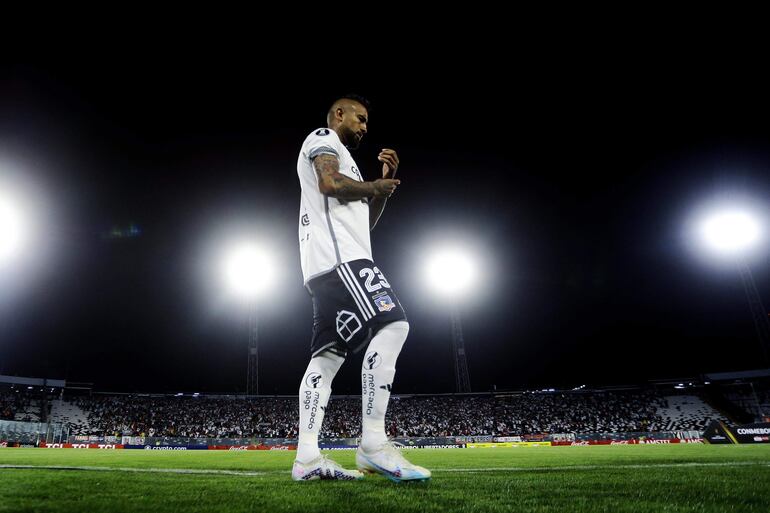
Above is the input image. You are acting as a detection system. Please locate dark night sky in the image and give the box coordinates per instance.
[1,54,769,395]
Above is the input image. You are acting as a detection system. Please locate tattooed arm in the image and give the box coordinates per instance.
[313,154,400,201]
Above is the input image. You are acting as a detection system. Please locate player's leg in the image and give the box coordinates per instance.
[360,320,408,452]
[293,349,363,481]
[294,266,375,481]
[356,320,431,481]
[296,350,344,463]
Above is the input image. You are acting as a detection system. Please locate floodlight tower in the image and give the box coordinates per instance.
[737,264,770,363]
[425,248,478,393]
[697,208,770,363]
[222,242,276,395]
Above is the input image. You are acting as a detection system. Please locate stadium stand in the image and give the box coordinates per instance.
[48,398,90,434]
[0,387,41,422]
[649,395,728,431]
[722,387,770,422]
[48,388,731,439]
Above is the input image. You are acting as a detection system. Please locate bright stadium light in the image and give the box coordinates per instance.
[689,200,770,363]
[0,162,56,313]
[0,192,26,265]
[425,247,477,296]
[221,242,276,300]
[698,209,762,257]
[423,245,484,394]
[218,237,281,395]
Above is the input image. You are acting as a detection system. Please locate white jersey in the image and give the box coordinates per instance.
[297,128,372,284]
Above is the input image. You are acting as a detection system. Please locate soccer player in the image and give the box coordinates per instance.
[291,94,431,482]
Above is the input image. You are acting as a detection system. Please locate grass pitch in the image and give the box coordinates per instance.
[1,445,769,512]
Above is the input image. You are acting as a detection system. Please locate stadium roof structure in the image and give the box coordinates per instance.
[0,375,65,387]
[703,368,770,381]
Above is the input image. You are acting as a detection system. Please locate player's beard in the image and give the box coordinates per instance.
[342,126,361,149]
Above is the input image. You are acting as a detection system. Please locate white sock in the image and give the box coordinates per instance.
[360,321,409,452]
[296,351,345,463]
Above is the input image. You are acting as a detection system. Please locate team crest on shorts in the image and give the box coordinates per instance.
[336,310,362,342]
[373,294,396,312]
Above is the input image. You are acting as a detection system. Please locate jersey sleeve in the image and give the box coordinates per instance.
[305,128,340,160]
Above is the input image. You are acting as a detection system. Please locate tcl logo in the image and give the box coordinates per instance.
[98,444,117,449]
[73,444,90,449]
[45,444,65,448]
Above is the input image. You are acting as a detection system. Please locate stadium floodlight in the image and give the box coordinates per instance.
[691,202,770,364]
[221,241,276,300]
[424,247,477,297]
[423,246,482,393]
[0,192,25,265]
[698,209,762,258]
[0,168,55,300]
[219,238,279,396]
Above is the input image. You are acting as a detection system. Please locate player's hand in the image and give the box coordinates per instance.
[373,178,400,198]
[378,148,399,178]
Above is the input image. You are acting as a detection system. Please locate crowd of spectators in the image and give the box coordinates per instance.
[0,387,39,422]
[68,395,299,438]
[494,391,666,435]
[62,390,682,438]
[0,390,18,420]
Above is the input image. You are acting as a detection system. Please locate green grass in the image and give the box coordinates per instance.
[1,445,769,512]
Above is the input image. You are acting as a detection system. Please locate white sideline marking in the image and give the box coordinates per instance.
[438,461,770,472]
[1,461,768,476]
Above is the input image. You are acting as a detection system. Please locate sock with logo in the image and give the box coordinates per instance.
[296,351,345,463]
[360,321,409,453]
